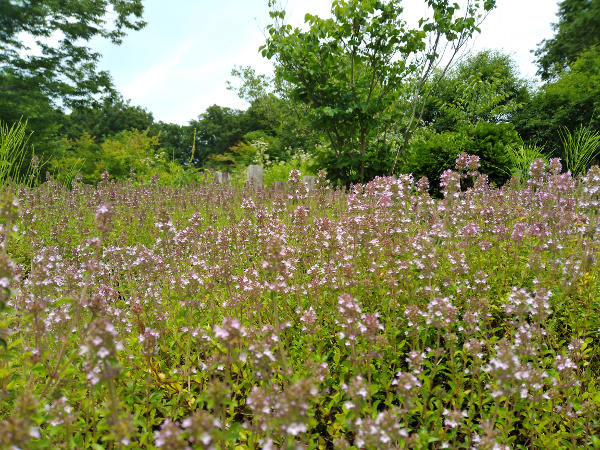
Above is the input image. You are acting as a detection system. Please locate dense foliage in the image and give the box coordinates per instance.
[512,45,600,158]
[0,0,146,155]
[3,0,600,197]
[2,2,600,448]
[402,122,522,197]
[534,0,600,80]
[0,158,599,448]
[422,50,530,133]
[63,95,155,143]
[261,0,497,184]
[188,105,271,169]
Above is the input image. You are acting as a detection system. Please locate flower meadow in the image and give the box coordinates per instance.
[0,156,599,449]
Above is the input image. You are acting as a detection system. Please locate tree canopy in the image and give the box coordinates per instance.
[513,45,600,158]
[0,0,146,158]
[534,0,600,80]
[63,94,154,142]
[227,65,325,158]
[261,0,497,184]
[0,0,145,108]
[188,105,270,168]
[423,50,530,133]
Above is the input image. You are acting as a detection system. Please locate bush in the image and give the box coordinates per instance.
[51,129,191,186]
[403,122,521,196]
[312,141,396,187]
[211,132,319,187]
[401,128,464,197]
[464,121,521,186]
[511,46,600,157]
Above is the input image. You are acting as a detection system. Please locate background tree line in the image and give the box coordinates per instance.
[1,0,598,192]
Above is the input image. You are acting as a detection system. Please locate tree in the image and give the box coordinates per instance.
[96,129,166,181]
[422,50,530,133]
[227,65,325,159]
[512,46,600,158]
[534,0,600,80]
[0,69,64,158]
[400,50,528,194]
[51,129,169,185]
[0,0,146,158]
[0,0,145,108]
[149,121,191,166]
[188,104,269,168]
[62,94,154,142]
[261,0,496,183]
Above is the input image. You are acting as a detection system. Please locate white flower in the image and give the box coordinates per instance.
[286,422,307,436]
[200,432,212,445]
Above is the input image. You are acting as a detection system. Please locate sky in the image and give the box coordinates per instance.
[88,0,561,126]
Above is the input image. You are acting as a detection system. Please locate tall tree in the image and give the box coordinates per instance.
[188,105,269,168]
[0,69,64,148]
[227,65,325,157]
[422,50,530,133]
[261,0,496,183]
[0,0,145,108]
[404,50,527,195]
[0,0,146,155]
[513,45,600,158]
[149,121,191,166]
[63,94,154,142]
[534,0,600,80]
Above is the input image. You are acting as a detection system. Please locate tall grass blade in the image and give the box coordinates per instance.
[505,143,551,184]
[0,118,44,188]
[560,125,600,177]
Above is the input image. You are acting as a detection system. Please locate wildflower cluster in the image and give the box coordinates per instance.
[0,157,598,448]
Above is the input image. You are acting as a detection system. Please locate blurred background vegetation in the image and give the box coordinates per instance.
[1,0,598,194]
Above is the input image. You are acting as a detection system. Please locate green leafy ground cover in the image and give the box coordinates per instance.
[0,157,599,449]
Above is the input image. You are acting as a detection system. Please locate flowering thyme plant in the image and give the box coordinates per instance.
[0,156,599,448]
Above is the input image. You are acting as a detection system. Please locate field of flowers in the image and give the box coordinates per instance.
[0,155,599,449]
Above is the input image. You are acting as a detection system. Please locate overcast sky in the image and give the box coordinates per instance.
[89,0,561,125]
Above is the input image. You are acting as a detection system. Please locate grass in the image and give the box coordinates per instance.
[0,118,44,187]
[0,161,599,449]
[505,143,551,185]
[560,125,600,178]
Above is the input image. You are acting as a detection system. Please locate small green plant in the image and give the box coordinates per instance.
[0,119,44,188]
[263,149,316,187]
[506,143,551,184]
[560,124,600,177]
[212,136,318,188]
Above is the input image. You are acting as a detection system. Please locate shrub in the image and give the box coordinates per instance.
[312,140,396,187]
[401,128,464,197]
[403,122,521,196]
[51,129,192,186]
[212,133,318,187]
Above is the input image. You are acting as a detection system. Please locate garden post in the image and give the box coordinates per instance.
[247,165,263,188]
